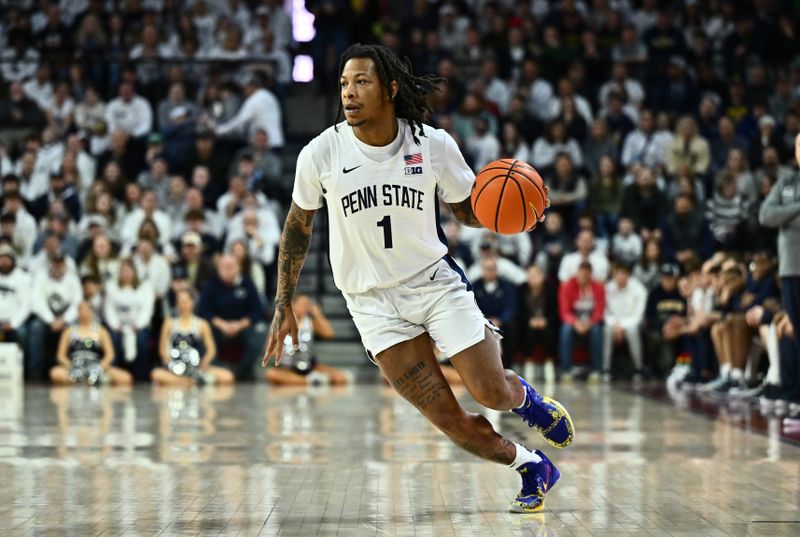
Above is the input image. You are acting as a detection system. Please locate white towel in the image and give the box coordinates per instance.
[122,326,137,362]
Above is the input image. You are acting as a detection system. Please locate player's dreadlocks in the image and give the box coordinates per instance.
[334,44,445,145]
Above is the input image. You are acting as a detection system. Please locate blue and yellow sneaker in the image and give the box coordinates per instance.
[511,376,574,448]
[509,449,560,513]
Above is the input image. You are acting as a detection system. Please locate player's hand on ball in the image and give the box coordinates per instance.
[262,304,300,367]
[539,185,551,223]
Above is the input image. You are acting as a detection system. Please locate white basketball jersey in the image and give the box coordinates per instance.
[292,120,475,294]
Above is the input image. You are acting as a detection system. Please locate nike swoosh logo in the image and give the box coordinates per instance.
[429,267,439,280]
[342,165,362,174]
[529,202,540,220]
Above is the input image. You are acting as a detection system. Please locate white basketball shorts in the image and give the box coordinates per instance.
[342,256,498,361]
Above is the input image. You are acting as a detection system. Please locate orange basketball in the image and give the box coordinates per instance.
[470,159,547,234]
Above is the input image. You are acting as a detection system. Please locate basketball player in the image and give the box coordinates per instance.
[262,44,574,512]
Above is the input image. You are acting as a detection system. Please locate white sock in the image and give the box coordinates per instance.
[731,368,744,381]
[508,442,542,470]
[720,363,731,378]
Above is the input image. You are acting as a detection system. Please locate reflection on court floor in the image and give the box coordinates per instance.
[0,382,798,536]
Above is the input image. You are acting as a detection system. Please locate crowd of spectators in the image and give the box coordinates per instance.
[371,0,800,412]
[0,0,799,416]
[0,0,292,382]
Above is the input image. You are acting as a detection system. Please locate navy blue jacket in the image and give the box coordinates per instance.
[197,274,264,324]
[473,277,518,327]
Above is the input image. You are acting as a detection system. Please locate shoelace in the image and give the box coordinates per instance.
[516,391,554,431]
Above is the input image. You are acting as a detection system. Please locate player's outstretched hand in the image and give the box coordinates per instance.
[261,304,299,367]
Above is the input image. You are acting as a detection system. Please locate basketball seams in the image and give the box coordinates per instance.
[472,159,546,233]
[510,176,527,233]
[511,169,546,201]
[493,160,517,233]
[472,173,509,209]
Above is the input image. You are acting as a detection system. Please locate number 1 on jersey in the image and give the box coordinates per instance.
[377,215,393,248]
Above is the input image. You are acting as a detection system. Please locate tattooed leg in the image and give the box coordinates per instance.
[376,333,516,464]
[449,326,526,411]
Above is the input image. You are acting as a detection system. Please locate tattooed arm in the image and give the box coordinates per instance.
[448,185,551,229]
[448,198,484,228]
[261,202,317,366]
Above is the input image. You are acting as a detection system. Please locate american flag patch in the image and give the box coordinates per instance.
[404,153,423,165]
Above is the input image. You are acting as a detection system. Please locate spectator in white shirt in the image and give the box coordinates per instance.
[0,243,31,350]
[611,217,643,266]
[251,30,293,94]
[531,120,583,170]
[214,72,284,149]
[121,189,172,249]
[547,78,593,125]
[518,57,554,121]
[598,62,645,112]
[203,26,249,60]
[137,155,171,206]
[478,58,511,115]
[465,117,500,171]
[44,81,74,132]
[225,207,281,267]
[216,175,269,221]
[437,4,470,51]
[620,109,672,173]
[467,238,528,286]
[64,134,96,196]
[129,24,176,61]
[468,230,532,270]
[28,250,82,380]
[558,230,610,283]
[1,193,37,263]
[603,262,647,378]
[172,187,223,240]
[132,236,171,300]
[104,258,155,380]
[105,81,153,138]
[255,0,293,51]
[22,64,54,110]
[499,122,530,163]
[223,0,253,30]
[73,85,106,136]
[14,150,50,202]
[190,0,219,51]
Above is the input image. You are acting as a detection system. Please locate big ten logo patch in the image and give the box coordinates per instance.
[404,166,422,175]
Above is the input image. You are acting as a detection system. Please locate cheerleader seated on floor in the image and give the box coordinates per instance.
[50,301,133,386]
[266,295,349,386]
[151,289,235,386]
